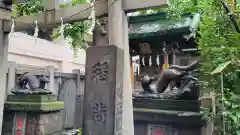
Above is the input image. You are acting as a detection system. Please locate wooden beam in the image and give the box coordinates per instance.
[3,0,167,31]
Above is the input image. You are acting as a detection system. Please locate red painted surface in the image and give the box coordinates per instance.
[17,118,23,128]
[16,130,22,135]
[153,130,166,135]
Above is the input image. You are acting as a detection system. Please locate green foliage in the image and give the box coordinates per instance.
[59,0,89,8]
[53,21,91,53]
[200,107,215,121]
[12,0,44,17]
[167,0,197,19]
[54,0,92,54]
[77,128,82,135]
[168,0,240,134]
[12,0,92,55]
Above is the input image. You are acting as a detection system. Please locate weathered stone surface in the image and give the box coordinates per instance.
[7,94,57,102]
[2,94,64,135]
[4,101,64,112]
[133,98,200,112]
[2,111,14,135]
[134,123,202,135]
[133,100,205,135]
[132,86,199,100]
[61,129,80,135]
[74,95,84,129]
[5,94,64,112]
[25,112,63,135]
[11,88,52,95]
[134,108,203,125]
[83,46,124,135]
[2,111,63,135]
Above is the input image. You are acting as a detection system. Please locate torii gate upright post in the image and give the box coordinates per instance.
[108,0,134,134]
[0,1,12,134]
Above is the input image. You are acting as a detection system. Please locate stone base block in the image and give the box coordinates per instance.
[133,99,205,135]
[133,98,200,112]
[4,95,64,112]
[2,94,64,135]
[2,111,63,135]
[134,109,205,135]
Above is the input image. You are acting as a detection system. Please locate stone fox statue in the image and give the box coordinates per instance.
[16,72,49,90]
[92,19,108,46]
[141,61,199,93]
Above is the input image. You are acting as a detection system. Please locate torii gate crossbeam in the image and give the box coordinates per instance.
[3,0,167,32]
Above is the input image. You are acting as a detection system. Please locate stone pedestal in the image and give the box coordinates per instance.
[83,45,124,135]
[133,98,205,135]
[2,95,64,135]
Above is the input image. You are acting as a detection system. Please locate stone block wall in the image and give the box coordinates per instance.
[2,94,64,135]
[2,111,63,135]
[25,111,63,135]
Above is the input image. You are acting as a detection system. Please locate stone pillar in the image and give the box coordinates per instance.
[0,20,10,134]
[46,66,55,94]
[108,0,134,134]
[108,0,134,135]
[122,12,134,135]
[5,61,16,102]
[44,0,59,10]
[72,69,84,129]
[83,0,134,135]
[7,62,17,93]
[83,45,124,135]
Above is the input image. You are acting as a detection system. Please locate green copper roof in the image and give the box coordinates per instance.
[128,12,193,39]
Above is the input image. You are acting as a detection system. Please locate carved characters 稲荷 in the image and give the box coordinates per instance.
[92,102,108,124]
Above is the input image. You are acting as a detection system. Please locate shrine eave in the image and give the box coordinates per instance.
[129,27,190,39]
[128,12,193,39]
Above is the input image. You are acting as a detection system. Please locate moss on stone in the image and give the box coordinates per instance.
[4,101,64,112]
[7,94,57,102]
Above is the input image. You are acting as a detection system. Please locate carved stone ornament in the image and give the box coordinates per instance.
[91,18,109,46]
[133,61,199,100]
[11,72,52,95]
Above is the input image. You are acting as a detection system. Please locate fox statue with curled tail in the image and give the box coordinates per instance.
[133,61,199,100]
[11,72,52,95]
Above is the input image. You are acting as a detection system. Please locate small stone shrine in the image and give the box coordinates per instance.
[129,13,206,135]
[2,72,64,135]
[132,61,204,135]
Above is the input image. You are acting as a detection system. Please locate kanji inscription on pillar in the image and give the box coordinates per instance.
[115,84,123,135]
[92,102,108,124]
[91,62,109,81]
